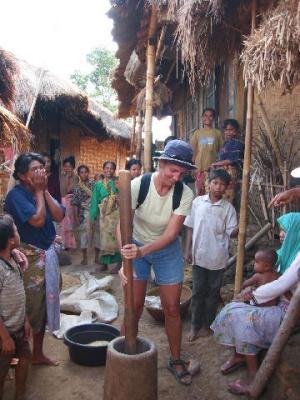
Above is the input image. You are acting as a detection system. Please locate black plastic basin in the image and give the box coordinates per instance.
[64,323,120,366]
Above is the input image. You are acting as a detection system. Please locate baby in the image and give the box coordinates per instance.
[235,248,279,306]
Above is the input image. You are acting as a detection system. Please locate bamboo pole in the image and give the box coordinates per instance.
[256,93,284,179]
[234,0,256,294]
[130,115,137,157]
[143,5,158,172]
[118,170,137,355]
[249,280,300,398]
[136,113,143,160]
[226,223,272,268]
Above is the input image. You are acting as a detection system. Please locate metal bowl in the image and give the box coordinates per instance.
[145,285,192,322]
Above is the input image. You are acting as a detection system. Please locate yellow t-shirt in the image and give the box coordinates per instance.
[131,173,194,244]
[190,128,223,171]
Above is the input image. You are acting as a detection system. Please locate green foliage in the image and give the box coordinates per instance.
[71,47,118,113]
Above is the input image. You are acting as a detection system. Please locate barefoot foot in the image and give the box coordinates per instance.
[32,354,59,366]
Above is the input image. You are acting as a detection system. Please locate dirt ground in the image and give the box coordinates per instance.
[5,250,253,400]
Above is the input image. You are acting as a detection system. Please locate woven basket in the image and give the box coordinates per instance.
[145,285,192,322]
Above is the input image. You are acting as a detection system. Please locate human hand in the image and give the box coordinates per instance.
[1,334,15,356]
[239,287,253,302]
[54,235,63,244]
[118,264,128,286]
[268,189,295,208]
[184,251,192,264]
[121,243,141,260]
[11,249,28,272]
[30,168,47,192]
[24,319,32,340]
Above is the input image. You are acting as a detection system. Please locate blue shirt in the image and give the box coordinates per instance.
[5,185,56,250]
[218,138,244,167]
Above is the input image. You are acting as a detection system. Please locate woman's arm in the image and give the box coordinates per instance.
[252,255,300,304]
[44,190,64,222]
[121,214,185,260]
[28,190,46,227]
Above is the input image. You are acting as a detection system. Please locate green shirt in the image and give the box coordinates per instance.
[90,179,118,220]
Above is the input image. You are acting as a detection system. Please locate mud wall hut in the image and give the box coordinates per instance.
[0,49,131,186]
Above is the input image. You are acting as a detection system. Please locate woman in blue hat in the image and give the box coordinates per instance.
[119,139,196,385]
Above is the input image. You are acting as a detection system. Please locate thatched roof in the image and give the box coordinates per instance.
[0,50,18,110]
[109,0,282,117]
[0,105,32,151]
[0,49,131,141]
[242,0,300,92]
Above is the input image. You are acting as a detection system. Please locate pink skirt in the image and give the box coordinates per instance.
[58,196,76,249]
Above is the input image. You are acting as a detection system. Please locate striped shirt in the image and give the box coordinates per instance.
[0,258,26,333]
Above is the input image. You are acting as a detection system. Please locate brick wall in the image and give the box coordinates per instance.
[79,137,128,176]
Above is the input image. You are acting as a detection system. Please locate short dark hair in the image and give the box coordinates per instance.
[63,156,76,168]
[0,219,14,251]
[209,168,231,186]
[223,119,240,131]
[163,135,176,148]
[256,248,277,267]
[41,152,51,159]
[126,159,142,170]
[13,152,45,180]
[77,164,90,175]
[103,161,116,170]
[202,108,216,119]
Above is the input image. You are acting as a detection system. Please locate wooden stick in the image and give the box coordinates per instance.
[226,223,271,268]
[249,280,300,398]
[130,115,137,157]
[256,93,284,179]
[234,0,256,295]
[144,5,158,173]
[118,170,137,355]
[248,205,263,230]
[257,181,272,240]
[136,113,143,160]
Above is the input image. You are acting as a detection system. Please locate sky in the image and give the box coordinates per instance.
[0,0,170,140]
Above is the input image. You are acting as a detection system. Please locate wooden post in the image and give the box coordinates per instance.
[130,115,137,157]
[136,113,143,160]
[249,281,300,398]
[234,0,256,294]
[118,170,137,355]
[143,5,158,172]
[256,93,284,179]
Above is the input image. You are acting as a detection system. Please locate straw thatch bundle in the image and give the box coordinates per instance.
[0,49,18,110]
[242,0,300,92]
[0,105,32,152]
[136,80,172,118]
[160,0,246,93]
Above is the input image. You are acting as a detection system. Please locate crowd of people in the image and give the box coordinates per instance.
[0,107,299,398]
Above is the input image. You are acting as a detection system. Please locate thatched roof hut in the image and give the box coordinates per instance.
[0,105,31,152]
[109,0,289,118]
[0,49,131,141]
[0,49,18,110]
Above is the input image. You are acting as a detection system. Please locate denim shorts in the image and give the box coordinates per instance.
[133,238,184,285]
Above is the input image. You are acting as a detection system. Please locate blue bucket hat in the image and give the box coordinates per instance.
[154,139,197,170]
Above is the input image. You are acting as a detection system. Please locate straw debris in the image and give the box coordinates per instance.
[242,0,300,92]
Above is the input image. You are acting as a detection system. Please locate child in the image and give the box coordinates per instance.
[190,108,223,195]
[235,249,279,306]
[184,169,238,341]
[0,215,31,400]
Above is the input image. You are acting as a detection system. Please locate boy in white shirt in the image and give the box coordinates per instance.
[184,169,238,341]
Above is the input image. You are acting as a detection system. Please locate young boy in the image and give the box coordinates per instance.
[184,169,238,341]
[0,215,31,400]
